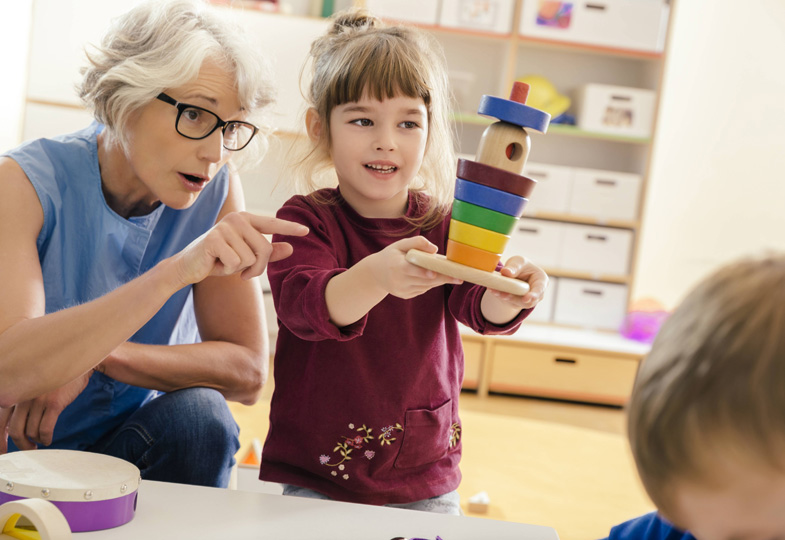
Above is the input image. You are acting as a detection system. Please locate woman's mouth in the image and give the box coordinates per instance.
[179,173,208,192]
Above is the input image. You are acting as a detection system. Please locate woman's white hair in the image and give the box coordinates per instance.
[78,0,275,159]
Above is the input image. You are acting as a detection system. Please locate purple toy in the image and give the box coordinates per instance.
[0,450,140,532]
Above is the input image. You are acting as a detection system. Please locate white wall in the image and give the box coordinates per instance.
[0,0,33,150]
[634,0,785,309]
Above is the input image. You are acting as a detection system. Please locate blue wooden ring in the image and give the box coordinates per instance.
[477,95,551,133]
[454,178,528,217]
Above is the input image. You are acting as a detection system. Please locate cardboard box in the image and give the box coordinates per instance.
[574,84,656,139]
[519,0,670,53]
[365,0,440,25]
[439,0,515,34]
[505,218,563,269]
[568,167,641,222]
[522,161,574,216]
[553,278,628,330]
[558,223,633,277]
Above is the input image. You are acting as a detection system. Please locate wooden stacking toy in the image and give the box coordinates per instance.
[0,450,140,533]
[406,82,550,295]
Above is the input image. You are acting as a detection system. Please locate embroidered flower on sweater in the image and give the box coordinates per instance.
[379,423,403,446]
[320,421,402,477]
[449,422,462,448]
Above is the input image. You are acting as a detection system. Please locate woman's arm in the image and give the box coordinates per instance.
[0,158,306,407]
[97,171,269,405]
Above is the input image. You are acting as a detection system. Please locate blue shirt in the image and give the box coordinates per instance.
[3,124,229,450]
[603,512,695,540]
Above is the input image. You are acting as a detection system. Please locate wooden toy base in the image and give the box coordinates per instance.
[406,249,530,296]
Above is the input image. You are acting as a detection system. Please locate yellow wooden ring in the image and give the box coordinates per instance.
[448,219,510,254]
[446,239,501,272]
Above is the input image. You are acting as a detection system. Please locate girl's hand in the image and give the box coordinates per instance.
[489,255,549,310]
[174,212,309,286]
[370,236,462,299]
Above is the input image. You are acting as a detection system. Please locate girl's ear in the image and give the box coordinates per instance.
[305,108,323,142]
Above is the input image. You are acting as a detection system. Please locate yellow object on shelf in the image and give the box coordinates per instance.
[515,75,570,118]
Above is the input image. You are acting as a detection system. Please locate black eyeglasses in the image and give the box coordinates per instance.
[156,93,258,151]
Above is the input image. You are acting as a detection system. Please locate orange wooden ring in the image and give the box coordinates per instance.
[448,219,510,254]
[456,158,537,198]
[446,240,501,272]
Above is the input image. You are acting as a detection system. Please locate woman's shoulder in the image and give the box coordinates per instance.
[3,125,98,172]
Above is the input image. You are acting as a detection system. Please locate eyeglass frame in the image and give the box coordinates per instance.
[156,92,259,151]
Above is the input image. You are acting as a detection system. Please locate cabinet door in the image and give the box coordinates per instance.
[489,343,640,406]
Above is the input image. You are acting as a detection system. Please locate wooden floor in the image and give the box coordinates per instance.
[229,379,654,540]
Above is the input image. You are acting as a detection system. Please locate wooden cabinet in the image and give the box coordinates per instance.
[461,326,649,407]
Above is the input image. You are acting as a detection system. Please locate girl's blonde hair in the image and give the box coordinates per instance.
[295,8,456,230]
[628,253,785,517]
[78,0,275,163]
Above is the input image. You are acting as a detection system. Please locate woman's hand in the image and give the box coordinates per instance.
[0,371,92,452]
[369,236,463,299]
[174,212,308,286]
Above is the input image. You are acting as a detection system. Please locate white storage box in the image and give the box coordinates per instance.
[558,223,632,277]
[526,277,558,323]
[574,84,656,138]
[553,278,628,331]
[568,167,642,223]
[439,0,515,34]
[505,218,563,269]
[522,162,574,216]
[519,0,669,53]
[365,0,440,25]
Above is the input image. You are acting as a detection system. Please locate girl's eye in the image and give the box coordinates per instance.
[400,121,419,129]
[350,118,373,127]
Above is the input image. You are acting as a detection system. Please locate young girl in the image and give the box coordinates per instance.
[261,9,548,514]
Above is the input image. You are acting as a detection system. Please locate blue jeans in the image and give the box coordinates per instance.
[91,388,240,488]
[282,484,462,515]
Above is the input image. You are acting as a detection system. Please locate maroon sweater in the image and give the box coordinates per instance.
[260,189,528,504]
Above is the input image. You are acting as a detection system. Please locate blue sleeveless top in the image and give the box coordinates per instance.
[2,124,229,450]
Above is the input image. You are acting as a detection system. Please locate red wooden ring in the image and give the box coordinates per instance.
[456,158,537,199]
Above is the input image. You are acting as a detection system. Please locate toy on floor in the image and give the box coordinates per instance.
[239,438,263,467]
[467,490,490,514]
[0,450,140,533]
[406,82,550,295]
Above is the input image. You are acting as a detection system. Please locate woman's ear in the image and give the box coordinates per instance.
[305,108,323,143]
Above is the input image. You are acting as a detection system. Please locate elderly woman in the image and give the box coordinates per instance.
[0,0,305,487]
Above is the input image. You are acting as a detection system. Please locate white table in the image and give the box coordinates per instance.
[77,480,560,539]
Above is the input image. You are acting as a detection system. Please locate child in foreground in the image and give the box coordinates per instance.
[604,253,785,539]
[259,8,548,514]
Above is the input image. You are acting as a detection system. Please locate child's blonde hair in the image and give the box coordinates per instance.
[294,8,456,230]
[628,253,785,517]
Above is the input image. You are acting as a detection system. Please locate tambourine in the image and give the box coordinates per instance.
[0,450,140,533]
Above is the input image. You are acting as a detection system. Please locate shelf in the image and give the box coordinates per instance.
[523,212,639,231]
[542,268,630,285]
[516,35,664,61]
[453,113,651,145]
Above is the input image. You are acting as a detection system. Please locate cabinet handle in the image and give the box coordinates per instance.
[582,289,604,296]
[519,227,540,234]
[586,234,607,241]
[611,94,632,102]
[528,171,548,178]
[585,3,607,11]
[595,178,617,186]
[555,357,577,365]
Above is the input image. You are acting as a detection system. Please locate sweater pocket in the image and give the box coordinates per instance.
[394,400,455,470]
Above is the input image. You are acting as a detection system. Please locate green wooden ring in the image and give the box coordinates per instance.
[451,199,518,235]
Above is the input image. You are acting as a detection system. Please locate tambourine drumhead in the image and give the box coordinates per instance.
[0,450,140,502]
[0,450,140,532]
